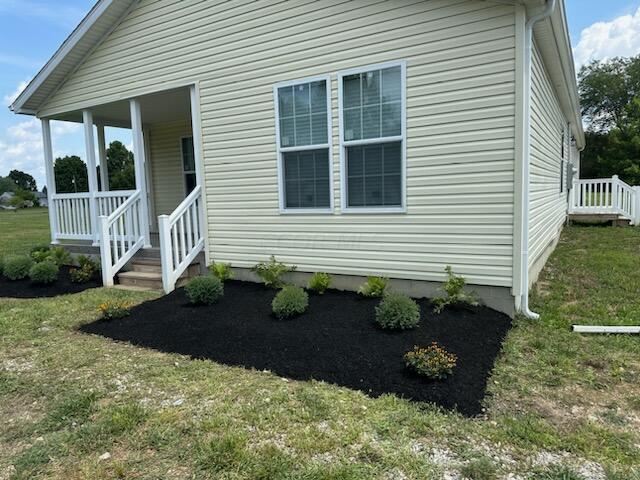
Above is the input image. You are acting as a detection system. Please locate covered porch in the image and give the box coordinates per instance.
[40,85,206,293]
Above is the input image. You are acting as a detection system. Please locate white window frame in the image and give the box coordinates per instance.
[338,60,407,214]
[273,74,333,214]
[180,135,196,197]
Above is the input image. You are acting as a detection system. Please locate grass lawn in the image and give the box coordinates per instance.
[1,209,639,479]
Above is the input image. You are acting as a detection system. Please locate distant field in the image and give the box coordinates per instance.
[0,208,50,257]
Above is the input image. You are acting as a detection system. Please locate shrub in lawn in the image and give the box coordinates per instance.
[432,265,479,313]
[99,300,133,320]
[209,261,233,282]
[404,343,457,379]
[2,255,34,280]
[375,292,420,330]
[70,255,100,283]
[357,276,388,297]
[251,255,296,288]
[185,276,224,305]
[307,272,331,294]
[272,285,308,320]
[29,261,59,284]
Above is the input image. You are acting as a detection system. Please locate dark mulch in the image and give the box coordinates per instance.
[0,266,101,298]
[80,280,512,416]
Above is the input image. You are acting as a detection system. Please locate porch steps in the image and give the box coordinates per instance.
[116,258,201,291]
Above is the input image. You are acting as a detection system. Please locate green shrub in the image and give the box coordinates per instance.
[357,276,388,297]
[30,243,51,255]
[185,276,224,305]
[432,266,479,313]
[404,343,457,379]
[30,244,51,262]
[29,261,59,284]
[375,292,420,330]
[46,247,72,267]
[272,285,308,320]
[209,261,233,282]
[69,255,100,283]
[70,264,95,283]
[2,255,34,280]
[251,255,296,288]
[99,300,133,320]
[307,272,331,294]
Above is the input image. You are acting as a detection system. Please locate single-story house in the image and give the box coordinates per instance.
[0,191,15,205]
[9,0,584,317]
[34,191,48,207]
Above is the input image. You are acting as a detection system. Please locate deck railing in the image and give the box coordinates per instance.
[570,175,640,225]
[50,190,136,242]
[158,185,205,293]
[99,190,146,286]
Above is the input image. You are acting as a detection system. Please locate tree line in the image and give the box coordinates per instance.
[0,141,136,201]
[579,56,640,184]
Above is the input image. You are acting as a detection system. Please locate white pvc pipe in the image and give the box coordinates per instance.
[519,0,557,320]
[573,325,640,334]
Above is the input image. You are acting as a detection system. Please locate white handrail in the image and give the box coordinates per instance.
[50,190,136,242]
[158,185,204,293]
[570,175,640,225]
[99,190,145,286]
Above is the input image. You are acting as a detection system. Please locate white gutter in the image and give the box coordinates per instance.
[573,325,640,334]
[518,0,557,319]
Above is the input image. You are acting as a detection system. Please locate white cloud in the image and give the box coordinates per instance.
[0,118,81,189]
[574,7,640,68]
[3,80,30,107]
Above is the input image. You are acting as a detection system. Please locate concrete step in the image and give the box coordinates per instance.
[118,271,163,290]
[131,258,162,274]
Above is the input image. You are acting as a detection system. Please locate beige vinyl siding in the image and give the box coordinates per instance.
[148,121,191,231]
[40,0,517,288]
[528,42,568,271]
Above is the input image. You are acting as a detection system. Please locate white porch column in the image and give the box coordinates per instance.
[83,110,100,245]
[129,98,151,247]
[96,124,109,191]
[41,119,59,244]
[189,84,208,262]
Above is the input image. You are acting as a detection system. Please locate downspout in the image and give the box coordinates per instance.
[519,0,557,319]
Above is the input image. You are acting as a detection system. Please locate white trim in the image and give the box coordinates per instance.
[189,83,210,265]
[573,325,640,334]
[337,60,407,214]
[273,74,333,215]
[129,98,151,247]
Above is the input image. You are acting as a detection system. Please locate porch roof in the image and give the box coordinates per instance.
[9,0,136,116]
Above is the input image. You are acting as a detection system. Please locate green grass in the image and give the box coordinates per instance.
[0,209,639,479]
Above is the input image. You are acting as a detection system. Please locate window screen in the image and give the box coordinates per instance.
[276,78,331,211]
[340,63,404,209]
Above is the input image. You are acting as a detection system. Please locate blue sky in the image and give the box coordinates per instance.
[1,0,640,189]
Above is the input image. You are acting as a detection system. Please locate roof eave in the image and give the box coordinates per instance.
[9,0,114,116]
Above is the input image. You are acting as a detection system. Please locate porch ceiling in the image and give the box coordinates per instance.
[51,87,192,128]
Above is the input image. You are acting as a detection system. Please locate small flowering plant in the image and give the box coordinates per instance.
[404,343,457,380]
[98,300,133,320]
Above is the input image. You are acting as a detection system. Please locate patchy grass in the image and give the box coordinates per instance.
[1,214,639,479]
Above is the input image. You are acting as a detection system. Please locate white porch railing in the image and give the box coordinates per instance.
[158,185,204,293]
[99,190,146,286]
[50,190,136,242]
[569,175,640,225]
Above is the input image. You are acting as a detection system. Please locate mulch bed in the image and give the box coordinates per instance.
[0,266,101,298]
[80,280,512,416]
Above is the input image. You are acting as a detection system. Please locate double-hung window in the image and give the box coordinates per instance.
[338,61,406,212]
[274,75,332,213]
